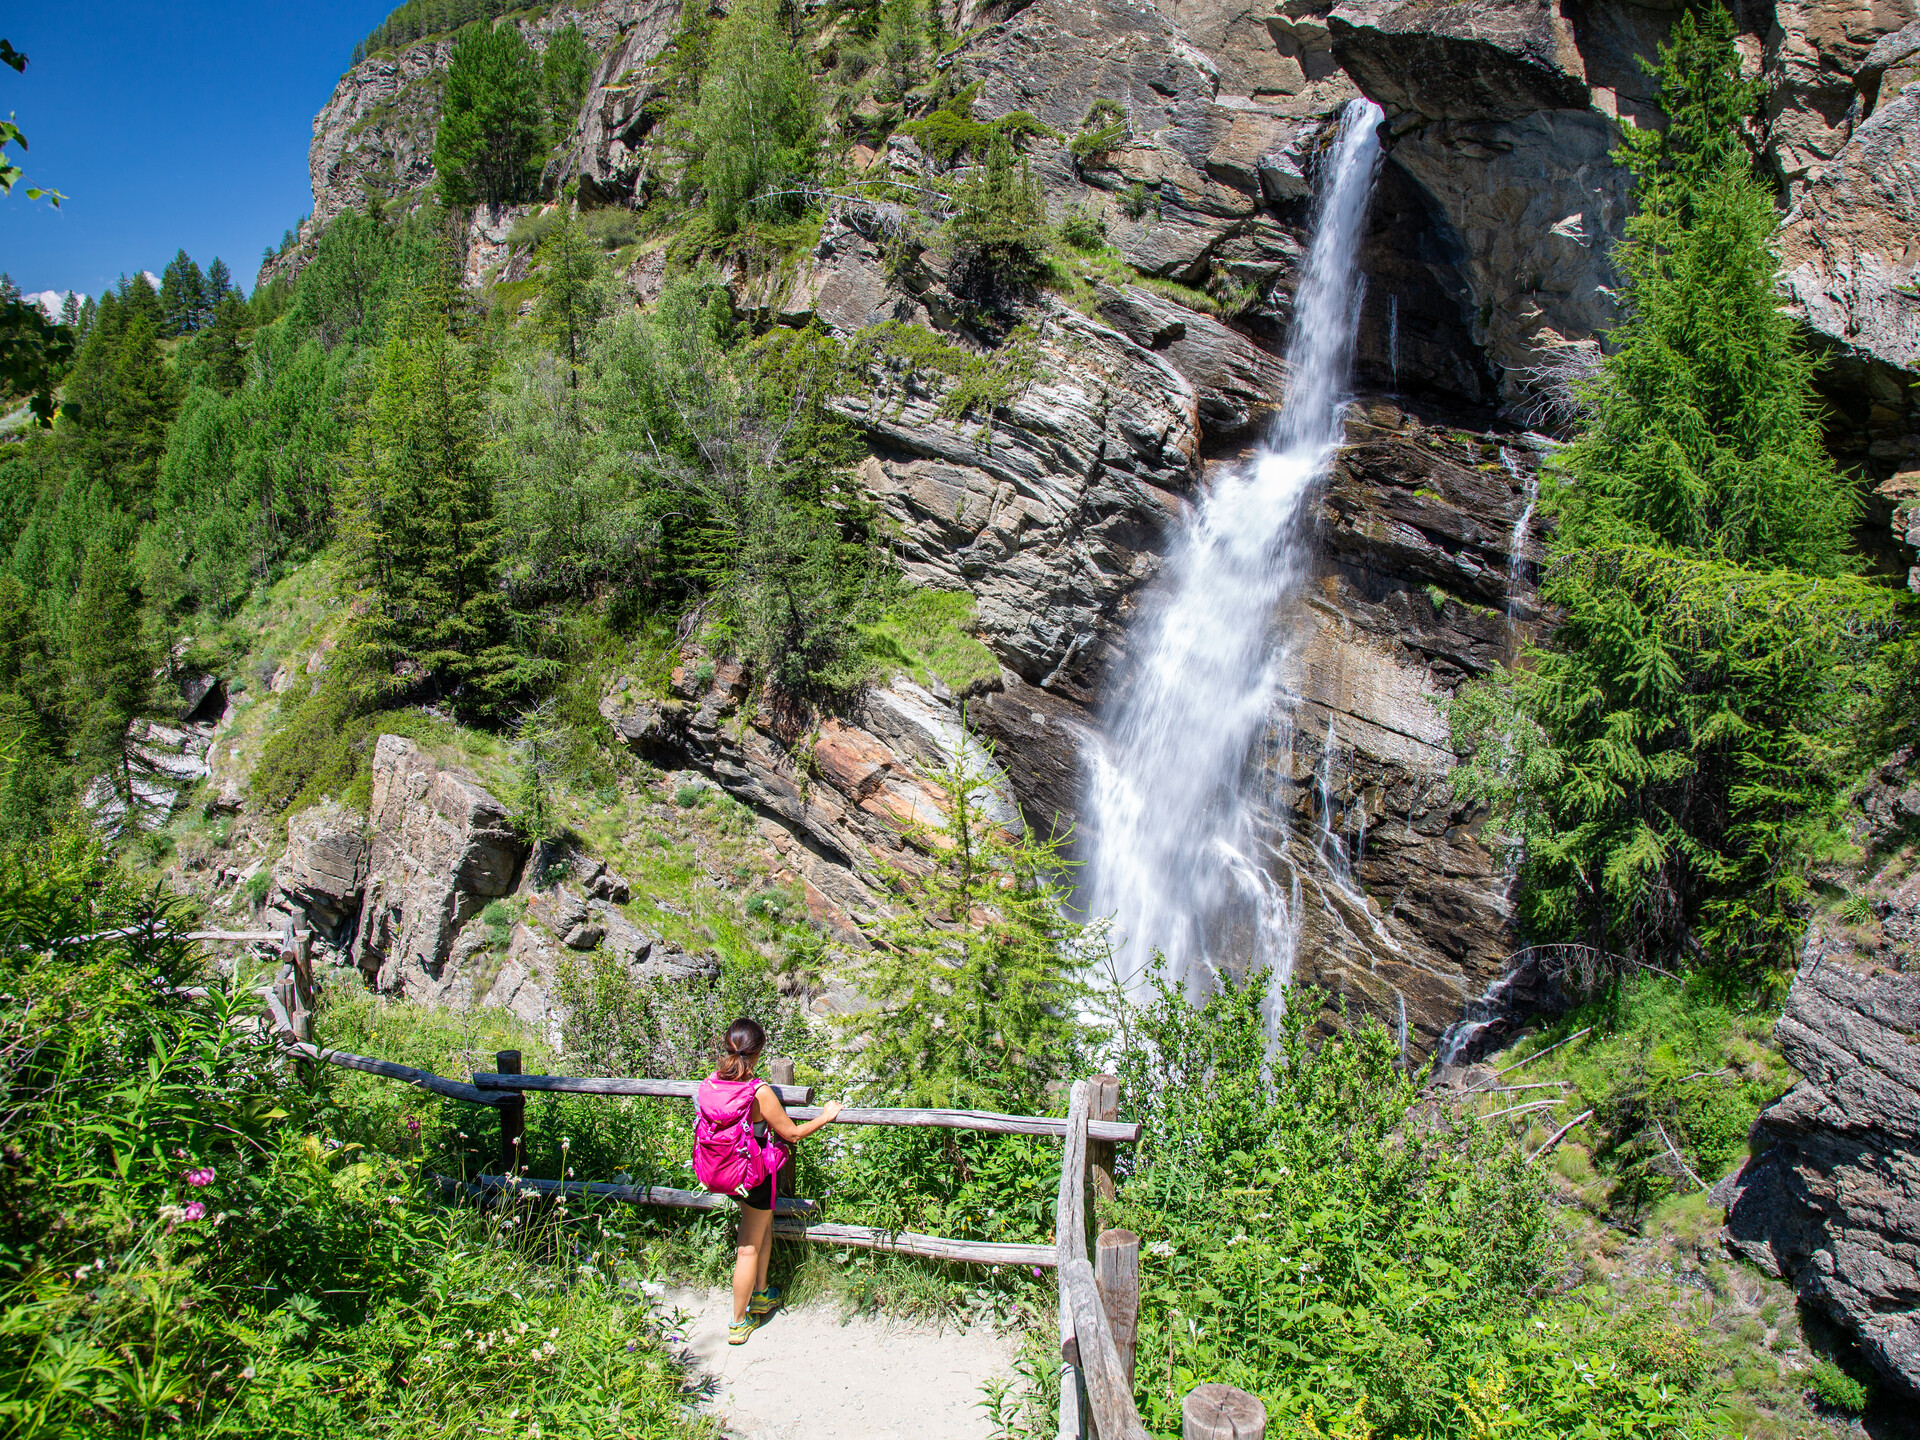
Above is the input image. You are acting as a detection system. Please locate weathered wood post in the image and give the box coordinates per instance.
[766,1056,796,1087]
[1182,1384,1266,1440]
[289,927,314,1043]
[1095,1228,1139,1385]
[1088,1074,1120,1204]
[496,1050,525,1178]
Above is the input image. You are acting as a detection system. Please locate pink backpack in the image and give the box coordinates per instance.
[692,1074,787,1203]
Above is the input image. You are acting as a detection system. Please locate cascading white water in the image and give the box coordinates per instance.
[1502,446,1537,621]
[1083,98,1386,996]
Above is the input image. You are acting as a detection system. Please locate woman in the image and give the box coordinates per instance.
[699,1017,841,1345]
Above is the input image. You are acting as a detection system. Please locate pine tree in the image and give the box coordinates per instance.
[1450,4,1876,979]
[196,291,253,395]
[533,213,610,380]
[159,249,209,336]
[63,544,154,809]
[61,297,184,506]
[339,281,548,717]
[57,292,78,328]
[432,23,545,206]
[205,256,233,308]
[77,294,96,340]
[947,130,1049,300]
[875,0,922,102]
[850,748,1097,1110]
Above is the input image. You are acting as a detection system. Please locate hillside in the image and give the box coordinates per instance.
[3,0,1920,1435]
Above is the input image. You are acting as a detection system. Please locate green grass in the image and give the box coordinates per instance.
[861,588,999,694]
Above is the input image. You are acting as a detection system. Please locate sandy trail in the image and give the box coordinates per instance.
[658,1286,1017,1440]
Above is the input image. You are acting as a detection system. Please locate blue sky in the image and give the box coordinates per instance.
[1,1,397,301]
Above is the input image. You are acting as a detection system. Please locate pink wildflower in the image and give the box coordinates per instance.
[181,1201,206,1222]
[404,1114,421,1137]
[184,1167,215,1187]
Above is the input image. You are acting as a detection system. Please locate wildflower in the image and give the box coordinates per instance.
[73,1268,88,1281]
[1031,1266,1042,1277]
[516,1321,529,1334]
[172,1147,188,1160]
[626,1340,637,1352]
[457,1130,469,1140]
[239,1366,255,1381]
[326,1138,342,1150]
[184,1166,215,1187]
[182,1201,207,1222]
[1148,1240,1174,1258]
[404,1114,421,1137]
[547,1328,559,1340]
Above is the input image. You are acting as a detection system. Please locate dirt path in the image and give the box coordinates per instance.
[657,1286,1017,1440]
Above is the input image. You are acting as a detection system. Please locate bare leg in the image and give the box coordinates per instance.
[732,1205,773,1322]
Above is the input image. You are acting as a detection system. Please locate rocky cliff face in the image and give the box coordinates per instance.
[1720,955,1920,1402]
[270,0,1919,1052]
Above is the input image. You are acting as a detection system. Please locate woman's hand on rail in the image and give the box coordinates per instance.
[758,1091,842,1142]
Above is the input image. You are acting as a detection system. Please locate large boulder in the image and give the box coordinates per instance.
[269,801,369,943]
[1720,957,1920,1401]
[355,735,528,997]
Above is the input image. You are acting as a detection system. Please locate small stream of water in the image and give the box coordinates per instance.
[1082,99,1386,996]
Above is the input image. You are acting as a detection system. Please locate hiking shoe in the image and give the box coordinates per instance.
[727,1315,761,1345]
[748,1284,782,1318]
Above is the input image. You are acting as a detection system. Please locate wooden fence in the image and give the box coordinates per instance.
[235,926,1268,1439]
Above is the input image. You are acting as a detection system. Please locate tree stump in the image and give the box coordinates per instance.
[1182,1384,1266,1440]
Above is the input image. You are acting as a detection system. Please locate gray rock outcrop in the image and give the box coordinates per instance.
[1720,956,1920,1401]
[354,735,528,996]
[267,801,369,944]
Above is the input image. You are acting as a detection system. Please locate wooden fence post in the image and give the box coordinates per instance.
[766,1056,796,1087]
[1095,1229,1139,1386]
[497,1050,525,1178]
[1182,1385,1266,1440]
[289,928,313,1043]
[1088,1074,1119,1204]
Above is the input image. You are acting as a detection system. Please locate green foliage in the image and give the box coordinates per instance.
[0,39,62,208]
[1805,1357,1872,1413]
[1068,98,1127,167]
[1056,203,1105,251]
[860,587,999,694]
[339,281,556,719]
[946,132,1050,301]
[65,545,157,810]
[0,883,699,1440]
[287,206,444,352]
[852,319,1044,434]
[508,699,565,840]
[540,23,594,144]
[248,671,459,817]
[679,0,820,231]
[59,275,185,507]
[1106,971,1721,1438]
[158,248,210,336]
[0,293,75,428]
[852,753,1096,1111]
[433,22,545,206]
[1452,552,1897,972]
[1448,6,1883,979]
[1500,973,1791,1217]
[532,212,614,373]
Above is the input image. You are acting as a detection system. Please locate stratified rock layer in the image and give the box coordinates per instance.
[1721,957,1920,1401]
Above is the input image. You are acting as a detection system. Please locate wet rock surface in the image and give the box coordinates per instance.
[1720,956,1920,1401]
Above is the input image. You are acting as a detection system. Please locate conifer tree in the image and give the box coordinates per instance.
[339,279,546,717]
[159,249,209,335]
[533,213,610,381]
[947,130,1048,300]
[1450,4,1877,979]
[851,748,1097,1110]
[432,23,545,206]
[57,291,78,328]
[196,291,253,395]
[61,297,183,506]
[540,24,593,146]
[205,256,233,308]
[63,544,154,808]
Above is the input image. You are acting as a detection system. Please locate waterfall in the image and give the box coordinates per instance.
[1083,98,1386,996]
[1502,446,1537,621]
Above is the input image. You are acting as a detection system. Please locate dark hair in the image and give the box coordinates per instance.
[716,1016,766,1081]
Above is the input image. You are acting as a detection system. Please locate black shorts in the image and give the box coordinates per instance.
[738,1174,774,1211]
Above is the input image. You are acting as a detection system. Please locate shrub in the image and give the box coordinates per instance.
[1056,203,1106,251]
[1806,1358,1872,1413]
[674,782,707,808]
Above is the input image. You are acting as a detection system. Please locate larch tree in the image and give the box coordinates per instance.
[432,22,545,206]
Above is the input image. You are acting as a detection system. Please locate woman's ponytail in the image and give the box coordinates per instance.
[716,1016,766,1081]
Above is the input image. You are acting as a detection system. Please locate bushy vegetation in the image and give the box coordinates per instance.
[1448,5,1899,983]
[0,842,700,1440]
